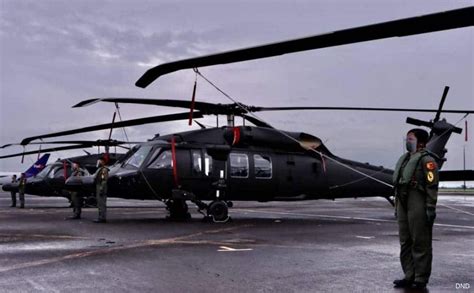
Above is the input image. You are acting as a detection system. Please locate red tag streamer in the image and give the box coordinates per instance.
[171,136,179,187]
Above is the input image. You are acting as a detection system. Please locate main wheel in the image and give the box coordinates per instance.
[208,201,229,222]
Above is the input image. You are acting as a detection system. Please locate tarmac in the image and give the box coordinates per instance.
[0,191,472,293]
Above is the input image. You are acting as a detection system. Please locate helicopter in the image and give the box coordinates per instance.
[6,85,470,222]
[1,151,125,205]
[2,7,473,222]
[0,110,199,201]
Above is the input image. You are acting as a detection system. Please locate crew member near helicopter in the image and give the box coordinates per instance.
[9,174,18,207]
[94,158,109,223]
[18,173,27,209]
[392,128,439,290]
[67,162,85,220]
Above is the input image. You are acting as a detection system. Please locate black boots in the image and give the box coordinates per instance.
[393,279,413,288]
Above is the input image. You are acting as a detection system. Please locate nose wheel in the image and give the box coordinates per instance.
[207,200,231,223]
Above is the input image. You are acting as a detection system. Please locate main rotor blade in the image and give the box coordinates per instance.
[21,112,203,145]
[0,145,90,159]
[257,106,474,114]
[135,7,474,88]
[73,98,474,115]
[242,115,274,129]
[434,86,450,123]
[73,98,240,115]
[1,140,142,149]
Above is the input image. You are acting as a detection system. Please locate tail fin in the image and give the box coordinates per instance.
[425,119,462,168]
[406,86,465,169]
[24,154,50,177]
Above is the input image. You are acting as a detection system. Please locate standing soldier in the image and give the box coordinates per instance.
[67,163,85,220]
[10,174,17,207]
[393,128,439,290]
[18,173,27,209]
[94,158,109,223]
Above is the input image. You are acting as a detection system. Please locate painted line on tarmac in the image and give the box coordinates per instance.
[355,236,375,240]
[218,246,253,252]
[438,204,474,216]
[26,279,60,293]
[0,224,253,274]
[0,233,89,240]
[234,209,474,230]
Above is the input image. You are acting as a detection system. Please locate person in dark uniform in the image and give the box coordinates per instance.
[18,173,27,209]
[393,128,439,290]
[67,163,85,220]
[10,174,18,207]
[94,158,109,223]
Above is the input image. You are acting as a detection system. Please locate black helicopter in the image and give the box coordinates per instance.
[0,110,198,200]
[2,7,473,222]
[1,151,125,205]
[9,86,471,222]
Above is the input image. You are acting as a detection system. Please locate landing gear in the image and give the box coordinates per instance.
[207,200,231,223]
[192,199,232,223]
[166,199,191,220]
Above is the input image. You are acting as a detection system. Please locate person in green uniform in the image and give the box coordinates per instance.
[18,173,27,209]
[67,163,85,220]
[393,128,439,290]
[10,174,18,207]
[94,158,109,223]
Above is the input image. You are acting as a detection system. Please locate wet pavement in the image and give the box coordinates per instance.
[0,191,472,292]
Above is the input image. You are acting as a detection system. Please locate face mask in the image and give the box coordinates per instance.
[406,138,417,153]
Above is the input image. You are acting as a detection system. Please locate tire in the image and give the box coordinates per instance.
[208,201,229,222]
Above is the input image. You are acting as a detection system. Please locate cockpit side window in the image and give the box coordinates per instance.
[123,146,152,168]
[48,167,59,178]
[36,165,53,178]
[148,150,173,169]
[50,165,73,178]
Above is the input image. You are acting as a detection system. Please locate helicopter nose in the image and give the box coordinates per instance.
[2,183,18,192]
[25,178,46,193]
[65,175,95,192]
[107,169,140,194]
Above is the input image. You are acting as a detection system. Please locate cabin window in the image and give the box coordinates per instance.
[254,154,272,179]
[229,153,249,178]
[192,150,202,174]
[148,150,173,169]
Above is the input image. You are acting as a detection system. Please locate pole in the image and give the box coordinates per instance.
[463,145,466,191]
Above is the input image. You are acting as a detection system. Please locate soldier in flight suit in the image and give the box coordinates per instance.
[67,163,85,220]
[18,173,27,209]
[10,174,17,207]
[94,158,109,223]
[393,128,439,290]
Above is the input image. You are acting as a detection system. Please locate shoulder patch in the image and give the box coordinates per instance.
[427,171,434,182]
[426,161,436,170]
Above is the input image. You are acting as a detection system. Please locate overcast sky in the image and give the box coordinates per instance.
[0,0,472,174]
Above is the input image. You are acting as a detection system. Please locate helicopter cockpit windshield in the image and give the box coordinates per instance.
[122,145,152,168]
[35,165,54,178]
